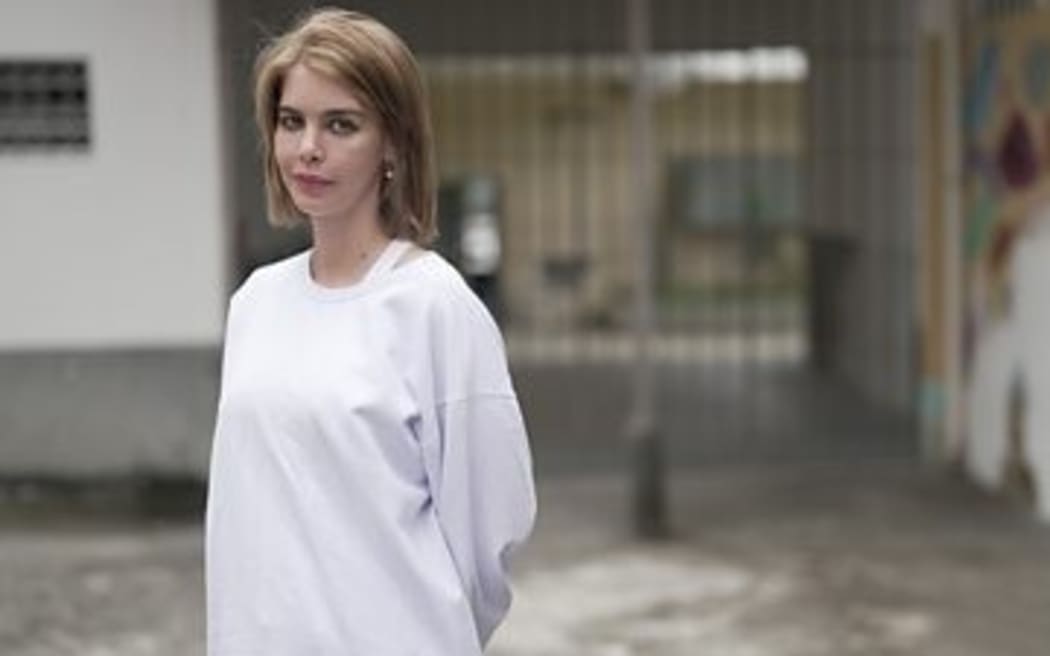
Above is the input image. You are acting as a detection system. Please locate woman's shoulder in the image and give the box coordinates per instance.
[230,250,309,305]
[400,251,511,398]
[398,253,506,357]
[401,251,492,319]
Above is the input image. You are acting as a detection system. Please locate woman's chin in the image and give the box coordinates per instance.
[292,198,335,220]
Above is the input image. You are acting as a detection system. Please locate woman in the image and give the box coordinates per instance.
[205,9,536,655]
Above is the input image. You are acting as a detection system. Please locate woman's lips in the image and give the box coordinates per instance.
[292,173,334,195]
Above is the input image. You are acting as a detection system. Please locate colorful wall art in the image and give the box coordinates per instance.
[962,11,1050,520]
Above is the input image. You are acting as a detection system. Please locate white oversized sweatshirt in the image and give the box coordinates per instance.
[205,241,536,656]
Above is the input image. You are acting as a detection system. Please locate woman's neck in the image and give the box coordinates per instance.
[308,215,391,288]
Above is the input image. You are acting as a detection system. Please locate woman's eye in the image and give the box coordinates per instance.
[329,117,357,134]
[277,114,302,131]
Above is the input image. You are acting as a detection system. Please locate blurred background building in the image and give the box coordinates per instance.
[0,0,227,481]
[1,0,1049,523]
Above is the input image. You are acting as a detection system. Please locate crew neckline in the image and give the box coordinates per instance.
[298,239,434,302]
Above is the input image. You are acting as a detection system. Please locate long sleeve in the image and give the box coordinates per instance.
[430,395,536,645]
[417,272,537,647]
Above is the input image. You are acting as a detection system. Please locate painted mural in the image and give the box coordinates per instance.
[963,12,1050,520]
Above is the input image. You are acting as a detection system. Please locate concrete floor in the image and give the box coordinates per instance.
[1,461,1048,656]
[493,462,1050,656]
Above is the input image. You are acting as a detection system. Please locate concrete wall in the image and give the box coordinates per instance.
[0,0,226,477]
[0,351,219,476]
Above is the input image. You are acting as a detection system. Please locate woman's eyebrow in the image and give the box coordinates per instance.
[276,105,365,119]
[322,108,366,119]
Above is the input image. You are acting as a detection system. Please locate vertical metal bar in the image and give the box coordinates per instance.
[942,0,965,461]
[626,0,669,539]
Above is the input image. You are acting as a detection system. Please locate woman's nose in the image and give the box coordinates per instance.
[298,126,323,163]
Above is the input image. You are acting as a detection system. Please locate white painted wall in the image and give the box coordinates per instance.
[0,0,226,349]
[965,320,1016,492]
[965,216,1050,521]
[1008,221,1050,520]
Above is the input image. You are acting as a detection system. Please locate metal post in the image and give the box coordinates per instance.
[940,0,965,464]
[626,0,669,539]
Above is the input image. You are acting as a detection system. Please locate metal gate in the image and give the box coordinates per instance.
[227,0,919,483]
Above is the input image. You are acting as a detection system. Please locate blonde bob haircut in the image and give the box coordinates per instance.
[253,8,437,245]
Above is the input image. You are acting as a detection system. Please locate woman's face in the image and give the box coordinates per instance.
[274,62,391,224]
